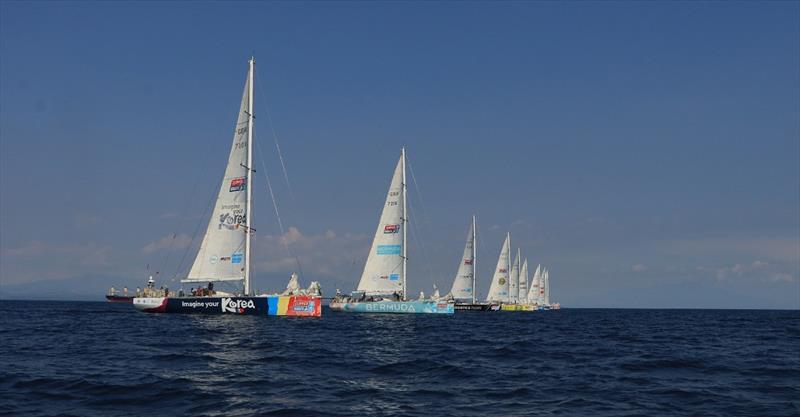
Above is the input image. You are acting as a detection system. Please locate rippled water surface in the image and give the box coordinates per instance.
[1,301,798,416]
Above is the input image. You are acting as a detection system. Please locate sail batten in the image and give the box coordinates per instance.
[356,154,406,296]
[186,66,252,283]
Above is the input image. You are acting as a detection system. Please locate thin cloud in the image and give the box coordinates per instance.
[1,241,115,283]
[141,233,193,254]
[252,226,368,279]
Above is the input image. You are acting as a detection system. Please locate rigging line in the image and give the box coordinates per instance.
[406,158,430,227]
[254,133,293,260]
[404,156,436,287]
[405,194,435,289]
[155,124,219,279]
[253,68,295,203]
[171,183,218,280]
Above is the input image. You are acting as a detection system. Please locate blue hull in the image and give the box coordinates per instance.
[334,300,454,314]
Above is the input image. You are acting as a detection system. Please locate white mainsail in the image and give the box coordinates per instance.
[519,258,528,303]
[485,233,510,302]
[356,151,406,297]
[185,61,253,286]
[527,264,541,304]
[449,216,476,302]
[544,268,551,306]
[539,267,547,305]
[509,248,521,303]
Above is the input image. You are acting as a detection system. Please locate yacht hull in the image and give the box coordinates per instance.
[132,295,321,316]
[329,300,454,314]
[454,303,498,311]
[500,303,538,311]
[105,295,134,303]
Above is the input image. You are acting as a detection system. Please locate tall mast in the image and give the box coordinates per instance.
[244,57,254,296]
[516,247,521,303]
[401,147,408,301]
[507,232,511,303]
[472,215,477,304]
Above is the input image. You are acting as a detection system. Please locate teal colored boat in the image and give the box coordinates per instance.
[330,148,453,315]
[330,300,454,314]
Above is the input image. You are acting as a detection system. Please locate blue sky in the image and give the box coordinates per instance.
[1,1,798,308]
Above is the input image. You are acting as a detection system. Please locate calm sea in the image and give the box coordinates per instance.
[1,301,798,416]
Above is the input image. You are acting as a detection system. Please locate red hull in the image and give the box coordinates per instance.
[106,295,134,303]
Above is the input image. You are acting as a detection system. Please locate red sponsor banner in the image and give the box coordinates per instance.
[285,296,321,316]
[464,259,473,265]
[383,224,400,234]
[229,177,247,192]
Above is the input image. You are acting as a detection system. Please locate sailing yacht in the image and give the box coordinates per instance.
[133,58,321,316]
[527,264,542,308]
[329,148,454,314]
[541,267,561,310]
[519,258,529,303]
[485,233,511,304]
[502,257,532,311]
[446,216,495,311]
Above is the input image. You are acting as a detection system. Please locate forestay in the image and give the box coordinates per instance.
[357,155,405,296]
[449,218,475,301]
[485,234,510,302]
[185,71,251,283]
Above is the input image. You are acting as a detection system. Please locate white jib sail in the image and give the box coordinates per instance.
[519,258,528,303]
[509,249,520,303]
[544,268,551,306]
[185,68,251,283]
[449,218,475,301]
[528,264,541,304]
[485,233,510,302]
[539,267,547,305]
[356,154,405,296]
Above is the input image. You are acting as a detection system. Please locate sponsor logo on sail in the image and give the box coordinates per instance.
[464,259,473,265]
[221,298,256,313]
[499,278,506,285]
[231,252,243,264]
[498,268,507,273]
[383,224,400,234]
[229,177,247,192]
[377,245,401,255]
[389,274,400,281]
[219,212,246,230]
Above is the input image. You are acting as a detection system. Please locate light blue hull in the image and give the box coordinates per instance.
[333,300,454,314]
